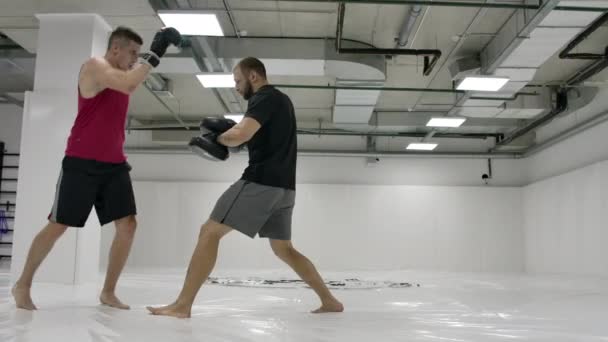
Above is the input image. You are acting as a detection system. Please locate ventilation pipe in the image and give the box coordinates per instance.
[396,5,422,48]
[450,1,608,123]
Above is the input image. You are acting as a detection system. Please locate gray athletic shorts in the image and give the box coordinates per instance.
[210,180,296,240]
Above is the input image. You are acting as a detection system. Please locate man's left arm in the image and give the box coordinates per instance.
[218,91,274,147]
[217,117,261,147]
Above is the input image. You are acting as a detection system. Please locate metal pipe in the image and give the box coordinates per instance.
[252,0,607,12]
[297,150,519,158]
[469,94,531,101]
[567,59,608,86]
[275,83,461,93]
[554,5,608,12]
[559,12,608,60]
[195,36,243,112]
[145,73,169,91]
[0,94,24,107]
[0,49,35,59]
[407,1,431,48]
[335,2,345,52]
[494,90,568,149]
[487,158,493,178]
[189,40,234,113]
[149,0,232,114]
[561,53,607,60]
[128,124,502,140]
[412,4,488,110]
[124,146,520,159]
[335,3,442,76]
[423,54,442,77]
[223,0,241,38]
[297,130,502,140]
[0,44,22,50]
[185,0,244,113]
[523,108,608,157]
[338,47,441,56]
[256,0,543,10]
[272,83,538,98]
[142,82,188,128]
[218,36,378,48]
[497,51,608,150]
[447,1,558,120]
[397,5,422,48]
[422,131,436,141]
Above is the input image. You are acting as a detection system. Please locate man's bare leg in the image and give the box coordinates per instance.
[270,240,344,313]
[12,222,68,310]
[147,220,232,318]
[100,215,137,310]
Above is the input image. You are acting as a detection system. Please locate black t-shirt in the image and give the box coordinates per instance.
[241,85,297,190]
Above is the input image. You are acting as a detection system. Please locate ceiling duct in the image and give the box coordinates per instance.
[450,0,608,124]
[188,37,388,130]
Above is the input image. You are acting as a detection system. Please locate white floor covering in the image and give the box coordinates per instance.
[1,268,608,342]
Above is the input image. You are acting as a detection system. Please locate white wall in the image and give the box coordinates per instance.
[126,152,527,187]
[110,152,526,273]
[523,159,608,276]
[0,104,23,152]
[117,109,608,274]
[102,180,524,273]
[525,114,608,184]
[521,100,608,276]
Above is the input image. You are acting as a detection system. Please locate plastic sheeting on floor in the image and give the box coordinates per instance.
[2,269,608,341]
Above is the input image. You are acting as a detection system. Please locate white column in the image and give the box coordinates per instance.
[11,14,112,284]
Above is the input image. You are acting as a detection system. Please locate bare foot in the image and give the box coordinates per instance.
[12,284,37,310]
[100,292,130,310]
[146,302,191,319]
[311,299,344,314]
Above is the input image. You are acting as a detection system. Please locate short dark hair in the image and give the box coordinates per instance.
[107,26,143,50]
[236,57,267,79]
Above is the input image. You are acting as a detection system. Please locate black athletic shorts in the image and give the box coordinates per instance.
[48,156,137,227]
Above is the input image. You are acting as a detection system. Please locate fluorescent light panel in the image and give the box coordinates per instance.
[456,77,509,92]
[197,74,234,88]
[158,11,224,36]
[407,143,438,151]
[427,117,466,128]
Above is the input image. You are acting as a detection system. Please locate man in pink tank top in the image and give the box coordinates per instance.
[12,26,181,310]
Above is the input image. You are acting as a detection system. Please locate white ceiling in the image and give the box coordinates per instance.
[1,0,607,153]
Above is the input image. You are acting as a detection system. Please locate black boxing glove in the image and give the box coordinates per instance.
[189,132,229,161]
[200,117,237,134]
[200,117,235,147]
[199,117,248,153]
[141,27,182,68]
[150,27,182,57]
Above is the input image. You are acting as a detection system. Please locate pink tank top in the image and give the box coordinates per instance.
[65,88,129,163]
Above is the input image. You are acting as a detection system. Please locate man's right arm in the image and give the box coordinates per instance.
[89,57,152,95]
[86,27,182,95]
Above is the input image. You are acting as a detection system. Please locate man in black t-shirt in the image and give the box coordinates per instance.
[147,57,343,319]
